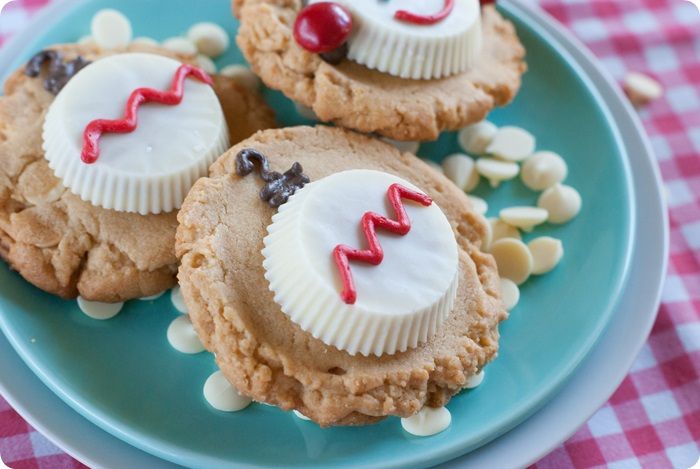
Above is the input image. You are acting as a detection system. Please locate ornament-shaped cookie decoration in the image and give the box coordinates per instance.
[301,0,482,79]
[262,169,459,356]
[43,52,229,215]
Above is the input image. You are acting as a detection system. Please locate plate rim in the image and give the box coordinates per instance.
[0,0,658,467]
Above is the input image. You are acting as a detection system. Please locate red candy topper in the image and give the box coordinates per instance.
[332,183,433,305]
[81,64,213,164]
[293,2,353,53]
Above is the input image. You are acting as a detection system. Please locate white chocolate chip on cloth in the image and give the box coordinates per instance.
[176,126,507,426]
[233,1,526,141]
[0,43,276,302]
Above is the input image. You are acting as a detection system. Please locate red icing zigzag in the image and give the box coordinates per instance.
[81,64,213,164]
[332,183,433,305]
[394,0,455,25]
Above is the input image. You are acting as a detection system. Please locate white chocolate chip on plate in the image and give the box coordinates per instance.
[467,195,488,216]
[476,158,519,188]
[499,278,520,310]
[623,72,663,107]
[167,315,205,354]
[464,370,485,389]
[220,64,262,91]
[486,126,536,162]
[91,9,132,50]
[538,184,582,224]
[521,151,568,191]
[458,121,498,154]
[481,215,493,251]
[490,238,533,285]
[131,36,158,47]
[77,297,124,320]
[195,54,217,74]
[488,217,522,244]
[528,237,564,275]
[78,35,95,46]
[500,206,549,232]
[187,22,230,58]
[162,36,198,55]
[442,153,479,192]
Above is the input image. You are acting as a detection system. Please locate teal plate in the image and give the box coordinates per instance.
[0,1,635,467]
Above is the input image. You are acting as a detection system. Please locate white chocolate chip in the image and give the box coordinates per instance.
[91,9,132,50]
[538,184,582,224]
[401,407,451,436]
[464,370,485,389]
[476,158,519,187]
[499,206,549,232]
[528,237,564,275]
[467,195,488,216]
[488,217,521,244]
[481,215,493,251]
[78,35,95,46]
[490,238,533,285]
[219,64,261,91]
[170,286,188,314]
[294,102,318,121]
[623,72,663,107]
[499,278,520,310]
[139,291,164,301]
[422,159,444,174]
[521,151,568,191]
[293,410,311,421]
[486,126,535,162]
[131,36,159,47]
[77,297,123,320]
[162,37,198,55]
[203,371,252,412]
[195,54,217,74]
[187,22,230,58]
[458,121,497,154]
[442,153,479,191]
[381,137,420,155]
[167,315,205,354]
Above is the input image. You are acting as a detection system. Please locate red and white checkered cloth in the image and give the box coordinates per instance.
[0,0,698,468]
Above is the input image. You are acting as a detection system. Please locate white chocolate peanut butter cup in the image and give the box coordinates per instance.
[43,53,229,215]
[262,169,459,356]
[311,0,482,80]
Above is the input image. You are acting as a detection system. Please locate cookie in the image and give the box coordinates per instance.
[234,1,526,141]
[0,43,275,302]
[176,126,507,426]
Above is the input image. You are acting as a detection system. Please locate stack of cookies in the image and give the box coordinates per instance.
[0,0,526,431]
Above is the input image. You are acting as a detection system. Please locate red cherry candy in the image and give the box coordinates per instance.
[293,2,353,54]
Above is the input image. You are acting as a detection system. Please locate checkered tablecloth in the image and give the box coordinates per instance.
[0,0,699,468]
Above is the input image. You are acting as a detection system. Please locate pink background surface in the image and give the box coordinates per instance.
[0,0,699,468]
